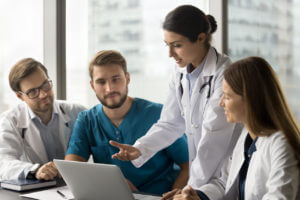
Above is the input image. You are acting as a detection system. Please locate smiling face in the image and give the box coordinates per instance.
[219,80,245,123]
[90,64,129,109]
[164,30,206,67]
[17,67,54,115]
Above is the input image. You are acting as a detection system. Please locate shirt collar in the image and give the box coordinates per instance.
[28,107,36,120]
[244,133,258,157]
[186,54,207,77]
[27,102,58,123]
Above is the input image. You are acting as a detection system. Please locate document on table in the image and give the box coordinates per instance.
[20,186,74,200]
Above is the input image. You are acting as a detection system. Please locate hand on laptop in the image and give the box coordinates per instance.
[35,161,59,180]
[161,188,182,200]
[109,140,141,161]
[126,179,138,192]
[173,186,201,200]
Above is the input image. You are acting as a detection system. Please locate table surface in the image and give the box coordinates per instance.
[0,179,66,200]
[1,179,161,199]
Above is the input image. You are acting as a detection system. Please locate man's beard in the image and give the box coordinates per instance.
[35,95,54,112]
[97,88,128,109]
[31,95,54,117]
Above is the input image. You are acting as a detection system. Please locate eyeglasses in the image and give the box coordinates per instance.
[18,79,53,99]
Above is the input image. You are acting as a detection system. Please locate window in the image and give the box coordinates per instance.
[66,0,207,107]
[0,0,43,112]
[228,0,300,122]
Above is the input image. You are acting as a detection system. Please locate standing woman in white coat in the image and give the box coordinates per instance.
[110,5,241,197]
[174,57,300,200]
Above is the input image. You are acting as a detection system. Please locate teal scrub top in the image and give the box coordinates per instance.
[66,98,188,195]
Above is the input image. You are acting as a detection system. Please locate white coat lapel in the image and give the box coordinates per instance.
[225,128,248,192]
[55,103,72,151]
[24,123,48,163]
[190,74,204,113]
[17,105,48,163]
[190,47,217,115]
[179,69,191,117]
[175,70,184,112]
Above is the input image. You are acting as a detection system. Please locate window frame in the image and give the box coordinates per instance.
[45,0,224,100]
[44,0,66,99]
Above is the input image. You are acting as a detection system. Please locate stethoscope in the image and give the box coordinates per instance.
[179,74,213,99]
[179,48,219,99]
[199,76,213,98]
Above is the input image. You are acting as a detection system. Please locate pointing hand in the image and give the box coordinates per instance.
[109,140,141,161]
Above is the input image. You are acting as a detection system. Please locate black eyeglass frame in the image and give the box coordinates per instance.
[18,79,53,99]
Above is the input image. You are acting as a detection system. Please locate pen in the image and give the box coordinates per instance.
[57,190,67,199]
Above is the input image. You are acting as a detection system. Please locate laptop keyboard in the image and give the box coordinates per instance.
[133,193,161,200]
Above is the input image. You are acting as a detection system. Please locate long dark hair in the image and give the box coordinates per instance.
[224,56,300,162]
[163,5,217,48]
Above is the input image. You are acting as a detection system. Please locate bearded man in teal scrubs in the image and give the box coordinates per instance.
[65,50,189,195]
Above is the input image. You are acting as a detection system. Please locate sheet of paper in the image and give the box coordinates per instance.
[20,186,74,200]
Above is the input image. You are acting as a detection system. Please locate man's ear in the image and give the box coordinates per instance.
[126,72,130,85]
[15,91,24,101]
[197,33,206,43]
[90,79,95,91]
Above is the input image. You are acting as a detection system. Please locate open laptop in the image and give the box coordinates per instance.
[53,159,161,200]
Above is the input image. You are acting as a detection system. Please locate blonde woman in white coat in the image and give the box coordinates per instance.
[109,5,242,198]
[174,57,300,200]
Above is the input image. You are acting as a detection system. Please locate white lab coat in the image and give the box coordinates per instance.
[0,100,85,180]
[199,128,299,200]
[132,47,242,189]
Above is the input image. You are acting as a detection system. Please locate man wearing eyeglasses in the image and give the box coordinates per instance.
[0,58,85,181]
